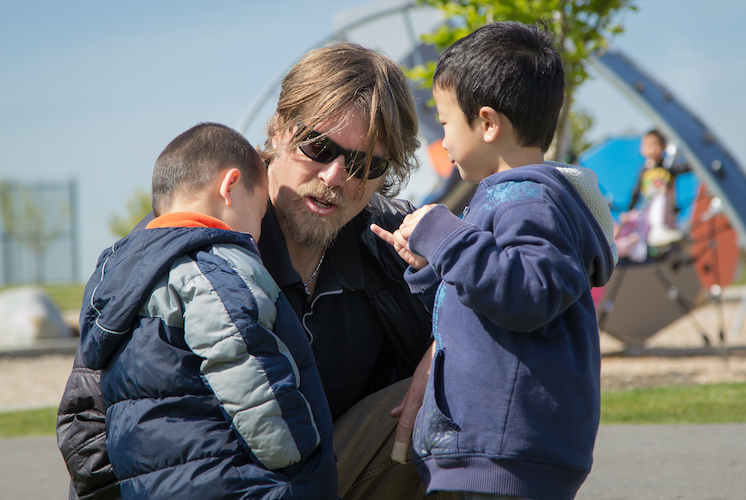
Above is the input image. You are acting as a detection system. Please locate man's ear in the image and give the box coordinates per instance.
[271,124,294,150]
[218,168,242,206]
[478,106,501,143]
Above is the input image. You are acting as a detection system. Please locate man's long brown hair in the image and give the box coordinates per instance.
[262,43,420,199]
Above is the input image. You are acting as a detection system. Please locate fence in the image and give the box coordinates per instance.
[0,180,79,284]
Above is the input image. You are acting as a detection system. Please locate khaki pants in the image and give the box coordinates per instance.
[334,378,456,500]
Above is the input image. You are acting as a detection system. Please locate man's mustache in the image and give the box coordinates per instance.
[295,181,349,212]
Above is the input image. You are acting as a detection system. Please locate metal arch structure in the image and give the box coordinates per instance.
[592,49,746,242]
[235,1,427,137]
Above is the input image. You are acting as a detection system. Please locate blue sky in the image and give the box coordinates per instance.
[1,0,744,279]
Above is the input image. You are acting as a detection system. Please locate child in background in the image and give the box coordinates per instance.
[76,123,336,499]
[625,129,688,250]
[373,22,616,500]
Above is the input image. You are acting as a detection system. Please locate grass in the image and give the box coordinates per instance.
[0,284,83,439]
[0,283,85,312]
[41,283,86,311]
[2,383,746,438]
[601,382,746,424]
[0,407,57,438]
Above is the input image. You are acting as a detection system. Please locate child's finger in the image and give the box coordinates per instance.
[400,204,436,235]
[370,224,396,247]
[392,229,410,250]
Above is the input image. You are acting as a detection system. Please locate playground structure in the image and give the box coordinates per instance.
[236,1,746,351]
[585,50,745,350]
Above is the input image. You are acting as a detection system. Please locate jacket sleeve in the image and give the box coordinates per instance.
[56,348,121,500]
[180,246,321,471]
[408,203,591,333]
[402,264,441,312]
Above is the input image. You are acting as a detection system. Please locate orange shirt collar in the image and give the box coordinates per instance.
[145,212,233,231]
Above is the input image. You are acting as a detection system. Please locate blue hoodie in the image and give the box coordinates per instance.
[404,164,615,500]
[78,221,336,499]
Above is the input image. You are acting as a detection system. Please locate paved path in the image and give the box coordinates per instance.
[3,424,746,499]
[577,424,746,499]
[0,435,70,500]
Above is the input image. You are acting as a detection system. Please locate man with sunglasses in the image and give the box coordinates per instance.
[58,43,435,500]
[258,43,434,500]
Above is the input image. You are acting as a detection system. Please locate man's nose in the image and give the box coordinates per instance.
[318,155,348,187]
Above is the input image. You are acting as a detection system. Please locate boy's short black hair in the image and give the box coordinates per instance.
[151,122,265,216]
[433,21,564,152]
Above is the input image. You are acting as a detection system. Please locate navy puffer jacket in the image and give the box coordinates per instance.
[76,226,336,499]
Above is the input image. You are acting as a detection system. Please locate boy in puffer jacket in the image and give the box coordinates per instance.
[74,122,336,499]
[373,22,616,500]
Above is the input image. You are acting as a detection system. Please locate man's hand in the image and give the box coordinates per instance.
[389,341,436,463]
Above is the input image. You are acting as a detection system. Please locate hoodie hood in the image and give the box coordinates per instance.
[545,161,619,265]
[488,163,616,289]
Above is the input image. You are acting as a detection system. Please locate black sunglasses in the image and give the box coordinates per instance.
[297,129,391,180]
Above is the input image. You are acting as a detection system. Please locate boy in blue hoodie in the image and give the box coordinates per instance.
[77,123,336,499]
[372,22,616,500]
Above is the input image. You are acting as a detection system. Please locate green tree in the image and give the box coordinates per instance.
[109,189,152,239]
[569,107,595,159]
[410,0,636,160]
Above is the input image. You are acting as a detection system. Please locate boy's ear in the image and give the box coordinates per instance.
[218,168,242,206]
[478,106,501,143]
